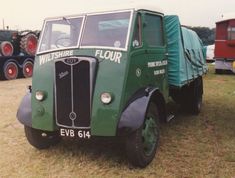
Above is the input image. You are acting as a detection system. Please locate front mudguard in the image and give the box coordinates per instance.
[17,92,32,127]
[117,87,166,136]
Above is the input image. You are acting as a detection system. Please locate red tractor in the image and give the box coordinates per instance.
[0,30,39,80]
[214,14,235,74]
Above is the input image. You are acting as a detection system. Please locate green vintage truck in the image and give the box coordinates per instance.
[17,4,207,167]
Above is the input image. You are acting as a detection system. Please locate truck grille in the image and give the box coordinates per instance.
[54,57,97,128]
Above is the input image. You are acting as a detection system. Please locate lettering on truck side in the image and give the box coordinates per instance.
[95,50,122,64]
[147,60,167,76]
[39,50,74,65]
[147,60,168,68]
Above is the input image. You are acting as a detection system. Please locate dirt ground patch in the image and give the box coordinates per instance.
[0,65,235,178]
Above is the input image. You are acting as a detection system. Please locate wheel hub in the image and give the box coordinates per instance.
[26,67,30,73]
[142,117,158,156]
[8,69,13,74]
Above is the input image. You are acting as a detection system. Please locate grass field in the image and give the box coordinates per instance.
[0,64,235,178]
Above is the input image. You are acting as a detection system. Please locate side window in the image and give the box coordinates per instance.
[144,14,164,46]
[228,26,235,40]
[132,14,142,48]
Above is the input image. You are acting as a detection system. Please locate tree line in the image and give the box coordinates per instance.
[187,26,215,46]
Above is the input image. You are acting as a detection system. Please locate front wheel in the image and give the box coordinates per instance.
[125,102,160,168]
[24,126,61,149]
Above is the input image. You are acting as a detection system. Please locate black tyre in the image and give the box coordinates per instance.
[191,94,202,115]
[22,60,34,78]
[24,126,61,149]
[4,61,18,80]
[170,91,181,104]
[125,102,160,168]
[181,77,203,115]
[215,69,223,74]
[190,77,203,115]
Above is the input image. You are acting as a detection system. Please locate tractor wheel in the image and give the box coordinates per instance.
[125,102,160,168]
[4,61,18,80]
[20,33,38,56]
[0,41,14,56]
[24,126,61,149]
[22,60,34,78]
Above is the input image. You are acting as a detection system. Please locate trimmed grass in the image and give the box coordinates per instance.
[0,64,235,177]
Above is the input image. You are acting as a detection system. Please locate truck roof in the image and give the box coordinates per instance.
[45,1,164,20]
[83,1,164,14]
[80,0,163,13]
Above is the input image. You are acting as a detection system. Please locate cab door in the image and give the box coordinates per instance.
[126,12,149,97]
[142,12,168,99]
[125,12,168,103]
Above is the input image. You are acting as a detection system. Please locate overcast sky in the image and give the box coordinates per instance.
[0,0,234,30]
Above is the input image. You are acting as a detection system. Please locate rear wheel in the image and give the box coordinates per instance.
[0,41,14,56]
[22,60,34,78]
[189,77,203,115]
[24,126,61,149]
[4,62,18,80]
[181,77,203,115]
[20,33,38,55]
[125,102,160,168]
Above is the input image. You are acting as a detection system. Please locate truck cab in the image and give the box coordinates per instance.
[17,4,206,167]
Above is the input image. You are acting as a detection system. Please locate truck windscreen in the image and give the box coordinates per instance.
[81,11,131,50]
[38,17,83,53]
[37,11,132,54]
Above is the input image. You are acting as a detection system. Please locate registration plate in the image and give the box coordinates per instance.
[59,128,91,139]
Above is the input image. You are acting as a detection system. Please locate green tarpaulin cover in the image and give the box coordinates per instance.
[164,15,207,87]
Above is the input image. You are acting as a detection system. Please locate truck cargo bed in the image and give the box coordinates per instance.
[164,15,207,87]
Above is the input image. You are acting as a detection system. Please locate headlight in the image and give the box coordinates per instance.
[100,92,112,104]
[35,91,45,101]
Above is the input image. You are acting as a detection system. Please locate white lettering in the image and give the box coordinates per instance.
[104,51,110,60]
[95,50,122,64]
[39,50,74,66]
[154,69,165,76]
[60,128,66,136]
[60,128,75,137]
[148,60,168,68]
[115,52,122,63]
[95,50,101,57]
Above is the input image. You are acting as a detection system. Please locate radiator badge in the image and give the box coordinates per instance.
[59,71,69,79]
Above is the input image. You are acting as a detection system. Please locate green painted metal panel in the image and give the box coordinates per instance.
[122,11,168,107]
[31,48,128,136]
[90,51,128,136]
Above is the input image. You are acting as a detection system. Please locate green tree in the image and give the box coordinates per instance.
[186,26,215,45]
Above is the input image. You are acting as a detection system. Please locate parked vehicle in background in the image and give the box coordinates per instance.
[206,44,215,62]
[214,13,235,73]
[17,3,207,167]
[0,29,39,80]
